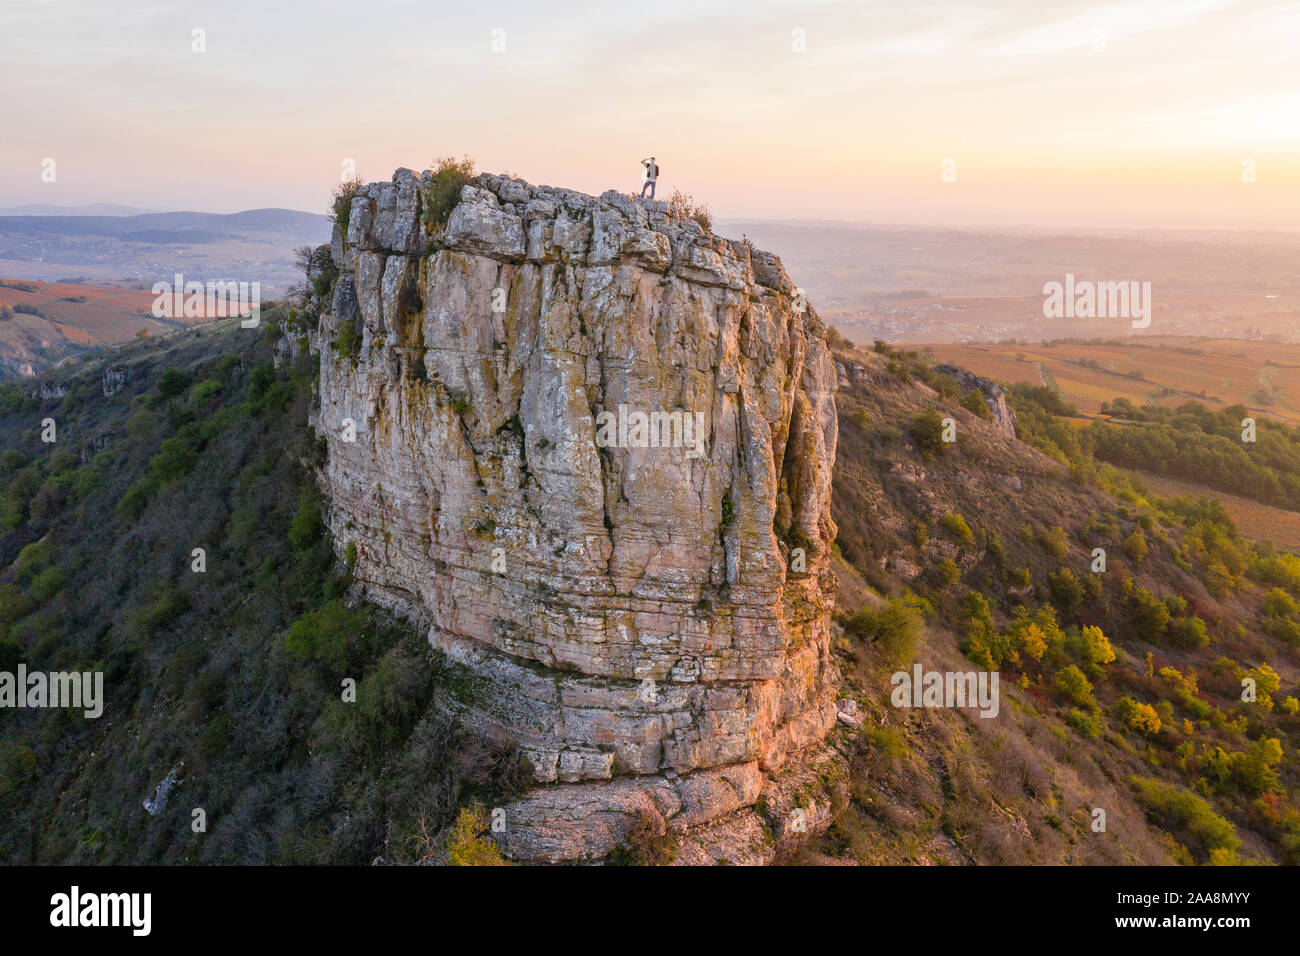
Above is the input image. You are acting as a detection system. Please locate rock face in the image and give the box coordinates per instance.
[303,167,840,862]
[933,363,1016,438]
[103,365,131,397]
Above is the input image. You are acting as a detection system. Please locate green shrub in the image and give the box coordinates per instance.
[1250,552,1300,592]
[289,486,323,551]
[0,740,37,797]
[115,482,150,520]
[1175,688,1212,720]
[148,436,198,483]
[1122,578,1170,639]
[422,155,476,230]
[1166,614,1210,649]
[843,598,924,665]
[449,392,472,416]
[27,566,67,605]
[189,378,222,407]
[330,178,364,235]
[0,584,31,625]
[282,599,374,674]
[941,511,974,547]
[1067,707,1103,737]
[1123,529,1148,563]
[14,542,50,584]
[909,408,947,455]
[133,585,192,637]
[931,373,960,400]
[331,318,363,364]
[1048,567,1085,614]
[196,712,232,766]
[959,591,1015,668]
[1041,525,1071,560]
[868,726,910,760]
[1054,665,1095,708]
[313,645,427,759]
[1263,587,1299,619]
[1131,777,1241,861]
[960,389,992,419]
[609,806,678,866]
[1201,739,1283,796]
[937,557,961,585]
[156,367,192,400]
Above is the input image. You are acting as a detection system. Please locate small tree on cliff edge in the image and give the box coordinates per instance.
[422,155,476,230]
[330,178,364,235]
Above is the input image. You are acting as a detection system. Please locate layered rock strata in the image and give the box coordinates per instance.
[305,167,840,862]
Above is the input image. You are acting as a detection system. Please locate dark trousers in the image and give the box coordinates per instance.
[640,180,655,199]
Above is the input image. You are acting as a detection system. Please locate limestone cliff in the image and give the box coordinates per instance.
[299,167,841,862]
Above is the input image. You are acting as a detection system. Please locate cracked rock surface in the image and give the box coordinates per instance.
[303,167,841,862]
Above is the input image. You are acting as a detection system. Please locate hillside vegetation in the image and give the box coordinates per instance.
[0,313,523,863]
[805,336,1300,865]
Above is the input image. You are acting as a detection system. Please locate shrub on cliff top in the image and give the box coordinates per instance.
[330,178,364,236]
[422,155,476,230]
[668,189,712,233]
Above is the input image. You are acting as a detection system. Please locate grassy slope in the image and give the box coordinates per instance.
[801,341,1300,865]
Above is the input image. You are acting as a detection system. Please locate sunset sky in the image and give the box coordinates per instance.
[2,0,1298,228]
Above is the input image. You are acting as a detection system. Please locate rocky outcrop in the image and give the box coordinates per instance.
[300,167,841,863]
[28,382,68,401]
[103,365,131,397]
[934,363,1016,438]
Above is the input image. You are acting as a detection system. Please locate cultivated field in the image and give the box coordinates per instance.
[0,278,204,378]
[924,337,1300,424]
[1124,469,1300,551]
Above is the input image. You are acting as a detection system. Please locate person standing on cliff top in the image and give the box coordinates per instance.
[639,156,658,199]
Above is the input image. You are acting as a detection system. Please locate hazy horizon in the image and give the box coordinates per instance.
[4,202,1300,240]
[3,0,1298,230]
